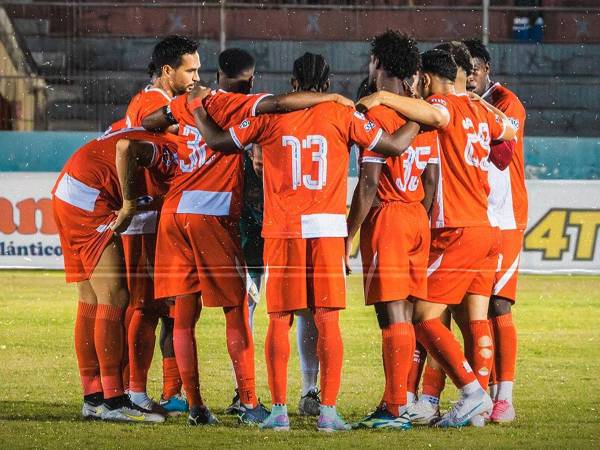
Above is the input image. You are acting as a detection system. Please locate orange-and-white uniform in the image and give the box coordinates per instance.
[51,125,178,283]
[426,93,509,304]
[483,82,527,302]
[153,90,272,306]
[359,105,439,304]
[228,102,384,313]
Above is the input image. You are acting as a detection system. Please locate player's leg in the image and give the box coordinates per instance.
[158,312,187,416]
[296,308,320,416]
[406,342,426,405]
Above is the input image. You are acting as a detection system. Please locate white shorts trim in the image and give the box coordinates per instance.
[176,190,232,216]
[300,213,347,238]
[54,174,100,212]
[121,210,159,235]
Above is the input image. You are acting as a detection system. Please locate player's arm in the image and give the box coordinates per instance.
[421,162,439,216]
[251,144,263,179]
[254,91,354,115]
[191,103,239,152]
[111,139,156,232]
[469,92,517,141]
[370,121,421,157]
[345,162,382,273]
[358,91,449,128]
[489,139,515,171]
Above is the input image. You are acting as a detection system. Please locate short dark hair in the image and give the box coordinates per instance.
[292,52,330,92]
[435,41,473,76]
[218,48,256,78]
[463,39,491,64]
[371,30,421,79]
[148,35,198,77]
[421,49,458,82]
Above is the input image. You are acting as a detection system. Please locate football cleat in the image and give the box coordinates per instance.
[489,399,516,423]
[298,389,321,417]
[317,406,351,432]
[407,399,440,425]
[354,405,412,430]
[188,405,219,426]
[160,393,189,417]
[259,405,290,431]
[101,395,165,423]
[238,402,270,425]
[434,389,493,428]
[82,401,104,420]
[129,391,168,417]
[224,389,242,415]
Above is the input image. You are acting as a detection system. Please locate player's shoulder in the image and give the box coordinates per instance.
[367,105,407,129]
[136,85,171,104]
[489,83,525,112]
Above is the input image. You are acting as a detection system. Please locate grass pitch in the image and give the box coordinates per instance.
[0,271,599,449]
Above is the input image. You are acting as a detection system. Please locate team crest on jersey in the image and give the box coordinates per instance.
[160,146,175,167]
[509,117,520,130]
[364,121,376,132]
[353,111,366,121]
[239,119,250,129]
[136,195,154,207]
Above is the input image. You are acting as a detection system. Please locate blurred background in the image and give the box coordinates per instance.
[0,0,599,179]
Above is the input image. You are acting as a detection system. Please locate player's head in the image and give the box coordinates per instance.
[420,49,457,98]
[356,76,376,101]
[463,39,491,95]
[369,30,421,97]
[291,52,330,92]
[148,35,200,95]
[217,48,256,94]
[435,41,472,91]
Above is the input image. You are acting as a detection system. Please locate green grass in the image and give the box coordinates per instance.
[0,271,599,449]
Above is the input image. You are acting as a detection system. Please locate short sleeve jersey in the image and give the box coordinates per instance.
[229,102,383,239]
[125,86,175,201]
[161,90,271,219]
[51,127,179,213]
[361,105,439,203]
[484,83,527,229]
[428,93,507,228]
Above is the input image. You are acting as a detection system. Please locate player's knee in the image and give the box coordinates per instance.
[489,296,512,317]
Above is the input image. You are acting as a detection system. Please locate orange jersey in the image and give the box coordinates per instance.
[427,93,507,228]
[483,82,527,230]
[361,105,439,203]
[229,102,383,238]
[161,90,272,218]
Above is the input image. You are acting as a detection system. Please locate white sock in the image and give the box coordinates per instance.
[496,381,514,403]
[461,380,482,396]
[489,383,498,400]
[407,391,416,405]
[420,394,439,406]
[296,309,319,396]
[128,391,150,406]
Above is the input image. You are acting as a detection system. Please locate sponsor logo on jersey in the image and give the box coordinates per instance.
[509,117,520,130]
[353,111,366,121]
[429,97,447,106]
[240,119,250,129]
[364,121,376,132]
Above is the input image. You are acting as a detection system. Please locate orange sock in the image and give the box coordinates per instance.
[314,308,343,407]
[456,318,473,364]
[173,295,203,407]
[224,304,257,407]
[491,313,517,382]
[265,312,293,405]
[407,342,426,398]
[75,301,102,395]
[95,303,125,399]
[488,318,498,386]
[162,357,182,399]
[381,322,415,415]
[128,309,158,393]
[415,318,476,389]
[421,364,446,397]
[469,320,494,390]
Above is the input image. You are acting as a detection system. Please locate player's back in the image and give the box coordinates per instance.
[162,90,271,218]
[364,105,439,204]
[428,93,503,229]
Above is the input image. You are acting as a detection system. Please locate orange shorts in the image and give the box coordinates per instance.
[492,229,524,302]
[263,237,346,313]
[427,226,500,305]
[360,201,430,304]
[52,195,116,283]
[153,213,246,307]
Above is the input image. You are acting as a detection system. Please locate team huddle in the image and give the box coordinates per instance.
[51,30,526,431]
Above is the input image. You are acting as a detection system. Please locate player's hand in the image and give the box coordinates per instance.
[468,91,482,102]
[109,201,137,234]
[188,85,212,103]
[356,91,381,111]
[344,236,354,275]
[333,94,355,109]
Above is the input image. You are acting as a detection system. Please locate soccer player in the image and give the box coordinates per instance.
[189,52,420,431]
[358,48,516,427]
[347,31,439,430]
[51,124,178,423]
[122,34,199,416]
[137,49,356,426]
[465,38,527,423]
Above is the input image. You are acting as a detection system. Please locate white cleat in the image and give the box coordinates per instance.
[82,402,104,420]
[434,389,493,428]
[101,396,165,423]
[407,399,440,425]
